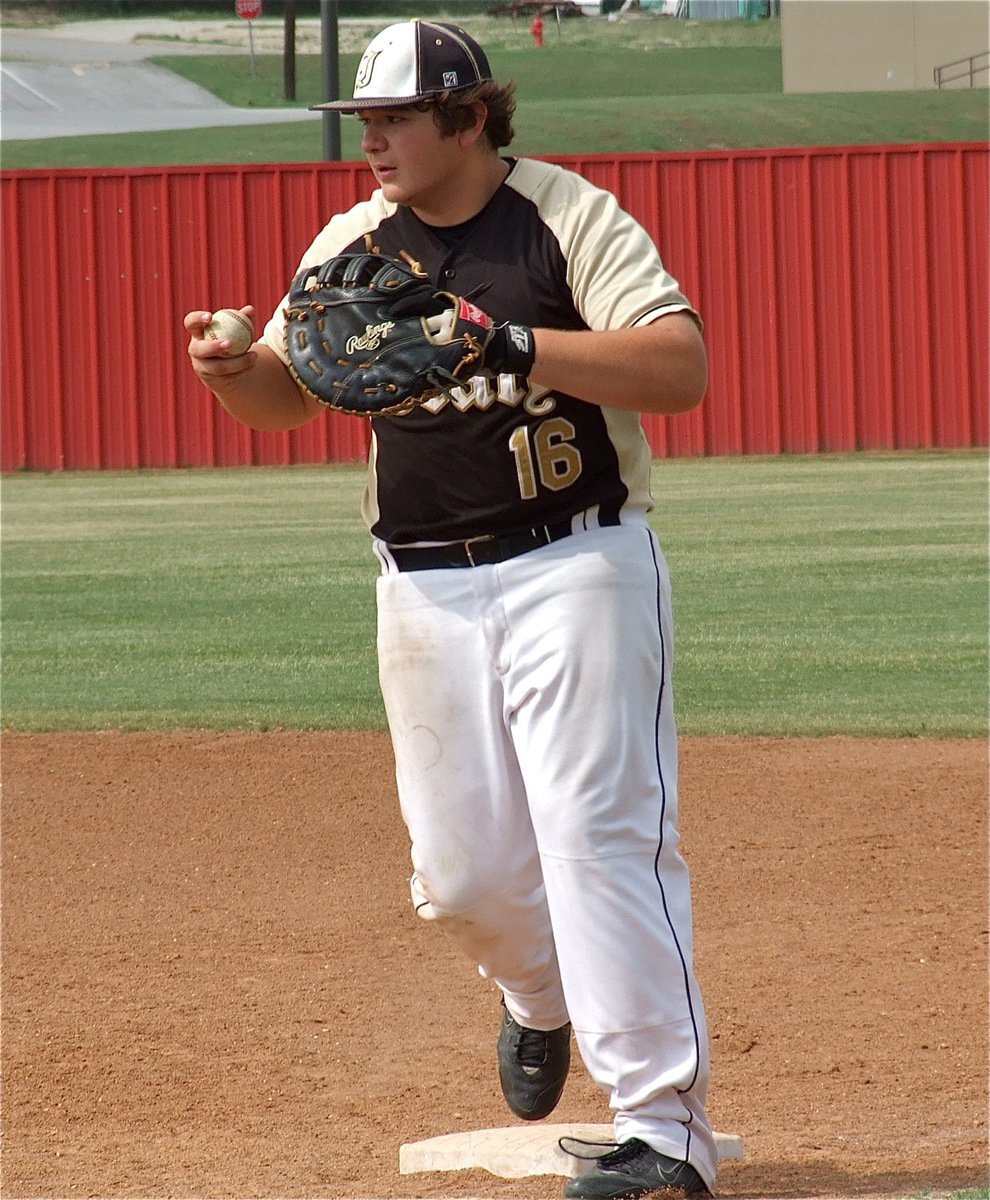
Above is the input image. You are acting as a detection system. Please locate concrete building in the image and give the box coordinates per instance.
[781,0,989,92]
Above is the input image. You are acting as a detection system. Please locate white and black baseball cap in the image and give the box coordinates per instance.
[311,20,493,113]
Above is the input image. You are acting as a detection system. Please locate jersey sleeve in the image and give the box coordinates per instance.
[508,159,699,334]
[261,191,394,364]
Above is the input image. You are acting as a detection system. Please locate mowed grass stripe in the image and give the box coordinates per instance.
[2,452,985,736]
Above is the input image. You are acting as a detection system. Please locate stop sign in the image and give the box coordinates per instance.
[235,0,261,18]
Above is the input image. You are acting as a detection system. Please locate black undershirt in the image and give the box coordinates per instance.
[420,209,486,250]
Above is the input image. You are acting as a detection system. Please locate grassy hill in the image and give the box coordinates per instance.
[1,14,986,168]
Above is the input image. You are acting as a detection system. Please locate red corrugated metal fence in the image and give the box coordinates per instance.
[1,144,986,471]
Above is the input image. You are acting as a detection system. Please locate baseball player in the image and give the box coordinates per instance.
[184,20,715,1199]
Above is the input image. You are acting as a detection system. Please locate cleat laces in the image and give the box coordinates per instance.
[598,1141,649,1169]
[515,1025,552,1071]
[559,1135,623,1161]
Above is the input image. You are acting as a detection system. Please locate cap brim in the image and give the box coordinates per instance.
[310,94,426,113]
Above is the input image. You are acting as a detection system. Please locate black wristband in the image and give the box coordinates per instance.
[485,322,536,378]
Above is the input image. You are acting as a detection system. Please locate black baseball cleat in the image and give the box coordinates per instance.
[496,1005,571,1120]
[563,1138,713,1200]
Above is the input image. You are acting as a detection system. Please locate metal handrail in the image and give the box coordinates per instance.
[934,49,989,88]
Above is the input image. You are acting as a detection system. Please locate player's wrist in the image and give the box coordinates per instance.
[484,322,536,378]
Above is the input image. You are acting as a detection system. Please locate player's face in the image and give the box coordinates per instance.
[357,106,466,220]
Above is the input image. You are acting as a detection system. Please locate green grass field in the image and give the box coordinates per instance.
[2,452,986,737]
[1,14,986,168]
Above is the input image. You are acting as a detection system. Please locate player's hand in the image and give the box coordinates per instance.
[185,306,258,382]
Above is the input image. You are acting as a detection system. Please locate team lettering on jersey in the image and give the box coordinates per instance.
[414,375,558,417]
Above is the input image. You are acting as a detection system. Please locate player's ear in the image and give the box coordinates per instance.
[460,101,490,148]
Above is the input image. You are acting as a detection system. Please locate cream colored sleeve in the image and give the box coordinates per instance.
[261,192,394,365]
[510,159,700,333]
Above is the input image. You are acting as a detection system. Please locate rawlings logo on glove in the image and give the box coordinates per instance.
[346,321,396,354]
[283,251,535,418]
[458,298,492,328]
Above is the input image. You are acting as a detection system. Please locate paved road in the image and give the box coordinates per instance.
[0,18,335,141]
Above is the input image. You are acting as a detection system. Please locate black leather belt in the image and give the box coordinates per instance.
[389,520,575,571]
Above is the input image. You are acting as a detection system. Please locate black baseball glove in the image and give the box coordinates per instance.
[283,252,535,417]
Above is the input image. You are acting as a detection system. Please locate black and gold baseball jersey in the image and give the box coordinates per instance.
[263,157,698,546]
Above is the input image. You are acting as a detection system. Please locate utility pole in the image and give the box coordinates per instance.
[321,0,341,161]
[283,0,296,102]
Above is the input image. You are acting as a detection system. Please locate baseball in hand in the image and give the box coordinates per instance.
[204,308,254,357]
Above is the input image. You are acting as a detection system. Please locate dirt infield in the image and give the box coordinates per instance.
[2,732,987,1199]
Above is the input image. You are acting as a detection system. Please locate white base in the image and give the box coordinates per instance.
[399,1123,744,1180]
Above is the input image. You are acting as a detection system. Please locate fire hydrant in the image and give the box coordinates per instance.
[531,15,544,47]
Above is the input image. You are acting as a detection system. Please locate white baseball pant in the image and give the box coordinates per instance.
[374,519,716,1187]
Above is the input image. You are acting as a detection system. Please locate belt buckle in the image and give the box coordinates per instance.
[464,534,496,567]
